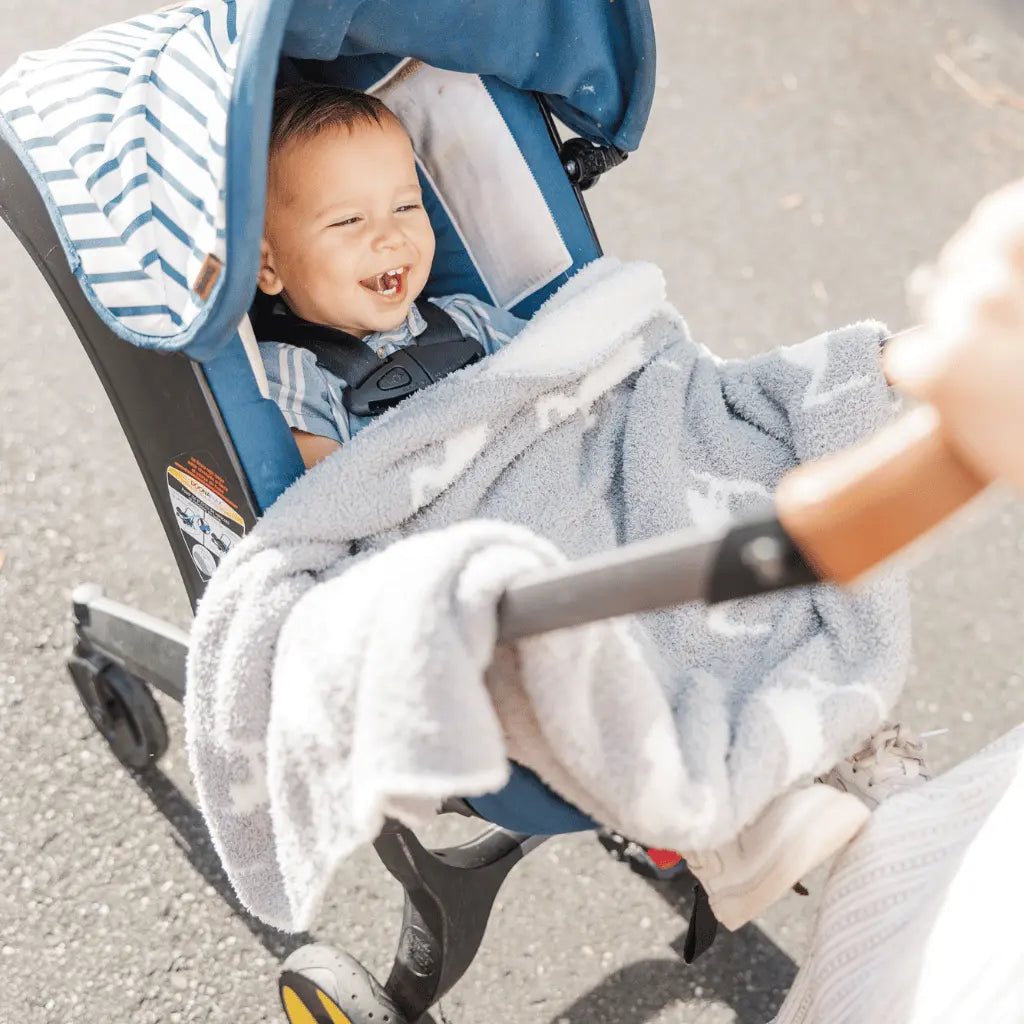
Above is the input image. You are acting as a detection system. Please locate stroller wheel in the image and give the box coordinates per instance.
[279,944,407,1024]
[68,655,169,770]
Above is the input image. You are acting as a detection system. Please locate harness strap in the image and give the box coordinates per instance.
[257,308,382,385]
[416,299,466,347]
[251,298,485,418]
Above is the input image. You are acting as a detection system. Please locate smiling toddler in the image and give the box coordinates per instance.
[257,83,525,468]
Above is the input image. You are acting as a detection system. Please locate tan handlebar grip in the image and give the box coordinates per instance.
[775,404,989,584]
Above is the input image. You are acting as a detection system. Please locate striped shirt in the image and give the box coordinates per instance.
[259,294,525,443]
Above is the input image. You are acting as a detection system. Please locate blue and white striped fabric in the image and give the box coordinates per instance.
[0,0,654,360]
[0,1,248,338]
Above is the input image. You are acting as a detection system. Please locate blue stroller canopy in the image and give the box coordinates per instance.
[283,0,655,150]
[0,0,655,359]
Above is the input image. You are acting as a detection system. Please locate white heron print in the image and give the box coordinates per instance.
[780,335,872,410]
[682,471,778,638]
[682,469,773,532]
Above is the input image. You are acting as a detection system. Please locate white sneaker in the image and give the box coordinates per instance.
[820,722,932,809]
[682,785,870,931]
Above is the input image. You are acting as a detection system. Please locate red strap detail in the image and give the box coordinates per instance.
[646,847,683,870]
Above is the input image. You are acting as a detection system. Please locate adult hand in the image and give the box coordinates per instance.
[885,177,1024,491]
[774,181,1024,583]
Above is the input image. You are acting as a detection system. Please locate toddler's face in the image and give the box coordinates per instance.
[259,119,435,338]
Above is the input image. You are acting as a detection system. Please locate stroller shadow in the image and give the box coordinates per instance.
[128,766,314,960]
[548,870,798,1024]
[130,764,796,1022]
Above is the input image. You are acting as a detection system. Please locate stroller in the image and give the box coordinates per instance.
[0,2,847,1020]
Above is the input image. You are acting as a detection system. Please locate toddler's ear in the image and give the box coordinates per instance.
[257,238,284,295]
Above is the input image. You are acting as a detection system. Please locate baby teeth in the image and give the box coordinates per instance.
[378,268,404,293]
[364,267,405,295]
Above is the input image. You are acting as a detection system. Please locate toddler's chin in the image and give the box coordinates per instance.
[376,313,409,334]
[371,302,413,334]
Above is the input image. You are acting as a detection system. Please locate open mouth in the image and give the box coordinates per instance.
[360,266,407,298]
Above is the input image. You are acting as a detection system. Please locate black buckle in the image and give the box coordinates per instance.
[343,338,485,417]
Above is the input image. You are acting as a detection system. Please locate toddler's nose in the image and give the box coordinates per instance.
[372,219,405,252]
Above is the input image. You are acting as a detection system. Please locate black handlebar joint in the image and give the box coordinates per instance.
[560,137,628,190]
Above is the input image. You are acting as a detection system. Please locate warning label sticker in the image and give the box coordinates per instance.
[167,455,246,579]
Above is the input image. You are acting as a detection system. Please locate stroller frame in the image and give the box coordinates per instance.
[0,8,818,1015]
[1,103,816,1020]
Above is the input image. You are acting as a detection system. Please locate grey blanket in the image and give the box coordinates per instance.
[185,258,910,932]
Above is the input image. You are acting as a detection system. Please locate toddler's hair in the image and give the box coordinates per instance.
[269,82,398,155]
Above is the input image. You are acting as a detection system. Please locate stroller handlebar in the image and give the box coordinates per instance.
[497,517,819,643]
[777,402,988,584]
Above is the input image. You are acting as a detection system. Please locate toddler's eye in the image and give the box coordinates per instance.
[396,203,421,213]
[331,216,361,227]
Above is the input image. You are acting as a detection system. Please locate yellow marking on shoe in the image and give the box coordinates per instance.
[281,986,320,1024]
[316,990,355,1024]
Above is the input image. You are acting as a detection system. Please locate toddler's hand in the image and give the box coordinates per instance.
[885,177,1024,490]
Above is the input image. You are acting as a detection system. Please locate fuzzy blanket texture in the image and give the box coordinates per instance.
[186,258,910,931]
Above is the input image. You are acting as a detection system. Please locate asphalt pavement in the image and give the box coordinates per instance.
[2,1,1024,1022]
